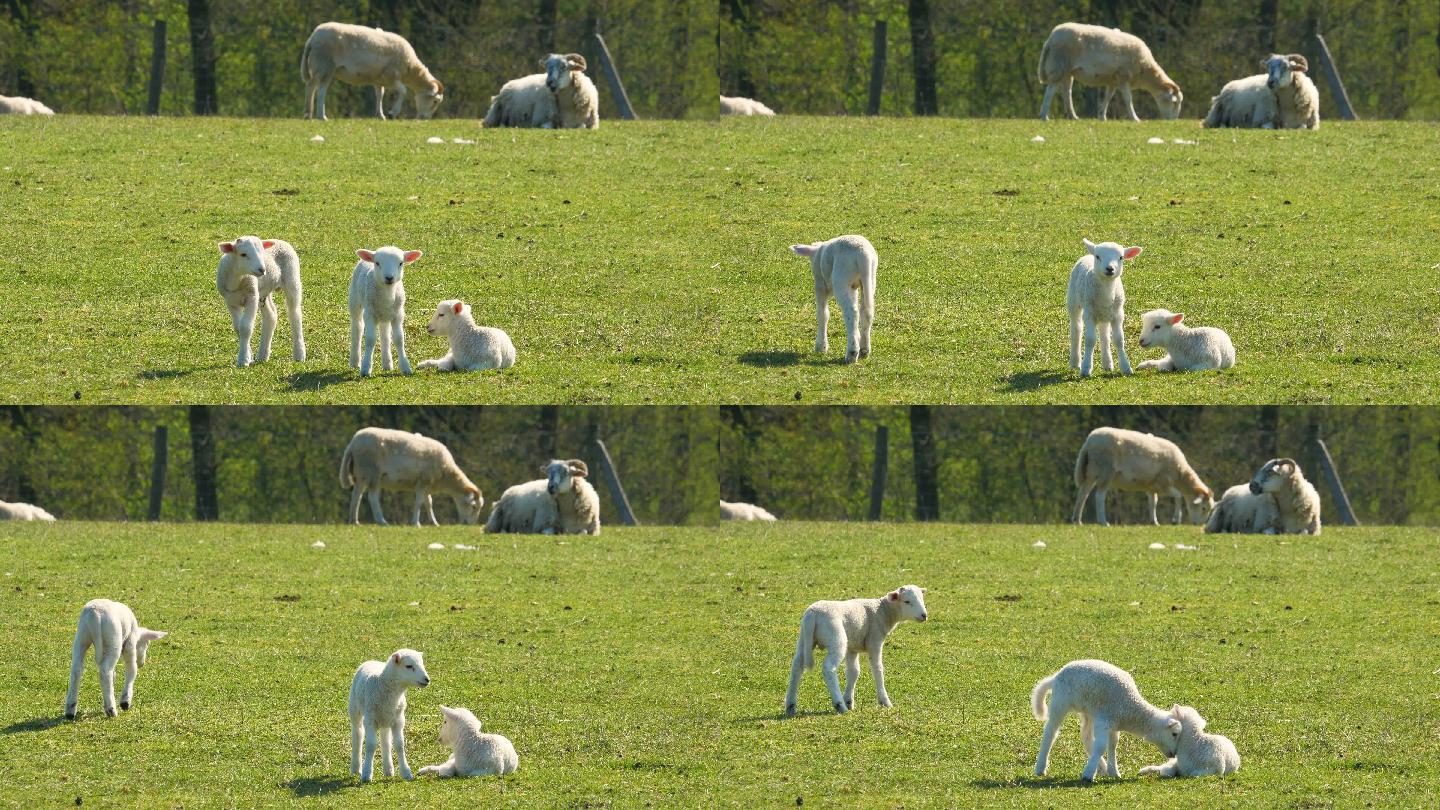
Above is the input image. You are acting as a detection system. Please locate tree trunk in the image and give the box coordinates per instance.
[721,0,758,98]
[537,406,559,460]
[910,406,940,520]
[2,406,38,503]
[187,0,218,114]
[1257,405,1280,460]
[907,0,938,115]
[720,406,759,504]
[189,406,219,520]
[3,0,38,98]
[537,0,558,53]
[1257,0,1279,53]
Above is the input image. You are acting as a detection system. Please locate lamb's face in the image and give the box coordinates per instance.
[1083,239,1141,280]
[391,649,431,687]
[1250,458,1299,495]
[357,247,421,286]
[1138,309,1183,348]
[427,300,468,336]
[437,707,459,745]
[220,236,272,277]
[1264,54,1307,90]
[888,585,929,622]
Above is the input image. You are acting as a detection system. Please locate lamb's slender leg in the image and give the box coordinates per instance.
[119,640,138,710]
[1111,320,1133,375]
[837,282,860,363]
[1094,489,1109,527]
[1061,77,1079,119]
[1146,492,1160,526]
[65,632,88,719]
[257,294,278,363]
[869,647,892,707]
[349,306,363,370]
[392,320,412,375]
[236,298,258,368]
[1098,319,1115,372]
[360,719,378,782]
[784,649,805,716]
[1080,313,1098,377]
[1121,85,1141,122]
[821,647,846,713]
[360,315,379,377]
[349,485,364,524]
[1034,708,1066,776]
[418,759,458,777]
[379,320,394,372]
[1099,86,1115,121]
[97,642,119,717]
[1069,308,1083,370]
[380,726,394,777]
[843,652,860,710]
[393,720,413,780]
[1081,720,1111,781]
[858,273,875,359]
[813,281,830,354]
[1080,715,1098,769]
[367,490,388,526]
[350,715,362,775]
[1072,480,1096,525]
[1041,83,1056,120]
[286,291,306,361]
[410,490,426,527]
[424,496,439,526]
[1106,729,1122,777]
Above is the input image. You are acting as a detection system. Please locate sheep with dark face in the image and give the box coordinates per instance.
[484,459,601,535]
[1204,54,1319,130]
[481,53,599,129]
[1205,457,1321,535]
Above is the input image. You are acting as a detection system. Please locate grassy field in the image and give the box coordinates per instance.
[1,116,1438,405]
[2,521,1437,807]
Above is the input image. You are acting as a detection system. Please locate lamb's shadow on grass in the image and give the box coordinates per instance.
[285,370,357,392]
[738,351,849,368]
[1001,370,1075,392]
[1,716,66,734]
[972,776,1109,790]
[729,710,835,723]
[284,775,355,797]
[137,364,228,381]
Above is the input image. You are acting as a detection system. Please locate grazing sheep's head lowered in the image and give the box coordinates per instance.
[1155,82,1183,119]
[218,236,275,277]
[436,705,478,745]
[426,299,471,336]
[388,649,431,687]
[889,584,929,622]
[1250,458,1301,495]
[1083,239,1142,278]
[1264,54,1309,90]
[544,458,589,495]
[542,53,588,91]
[417,79,445,119]
[357,246,422,286]
[134,628,168,667]
[1138,308,1185,348]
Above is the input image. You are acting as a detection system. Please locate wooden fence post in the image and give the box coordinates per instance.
[593,439,638,526]
[867,425,889,520]
[867,20,888,116]
[147,20,166,116]
[147,425,167,520]
[592,33,638,121]
[1314,34,1358,121]
[1312,438,1360,526]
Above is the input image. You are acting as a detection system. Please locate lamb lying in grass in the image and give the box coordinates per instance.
[416,705,519,778]
[417,299,516,373]
[1139,704,1241,778]
[1136,309,1235,372]
[784,585,928,716]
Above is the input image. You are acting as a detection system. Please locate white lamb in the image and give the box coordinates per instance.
[481,53,599,129]
[720,95,775,116]
[301,22,444,120]
[1209,457,1321,535]
[215,236,306,368]
[417,299,517,373]
[1204,54,1319,130]
[784,585,928,716]
[1203,483,1281,534]
[338,426,484,526]
[1136,309,1236,373]
[0,500,56,521]
[1072,427,1215,526]
[720,500,777,521]
[416,705,519,778]
[1067,238,1141,377]
[1031,659,1182,782]
[1038,23,1183,121]
[349,648,430,783]
[349,246,420,377]
[790,235,878,364]
[1139,704,1241,778]
[64,599,167,719]
[0,95,55,115]
[484,459,601,535]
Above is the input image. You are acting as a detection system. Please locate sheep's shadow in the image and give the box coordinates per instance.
[738,351,852,368]
[285,370,357,392]
[1001,369,1074,392]
[136,364,228,381]
[1,716,67,734]
[971,776,1115,790]
[729,710,836,723]
[284,775,355,797]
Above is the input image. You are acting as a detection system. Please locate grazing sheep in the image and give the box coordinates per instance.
[784,585,929,717]
[720,500,777,521]
[416,705,519,778]
[720,96,775,116]
[1072,427,1215,526]
[1067,238,1141,377]
[1204,483,1281,534]
[0,500,56,521]
[349,246,420,377]
[790,235,879,363]
[1204,54,1319,130]
[484,459,601,536]
[350,649,430,783]
[1136,309,1236,373]
[1031,659,1182,782]
[1038,23,1183,121]
[417,299,517,373]
[0,95,54,115]
[215,236,306,368]
[301,22,444,120]
[339,427,484,526]
[1139,705,1241,778]
[481,53,599,129]
[64,599,167,720]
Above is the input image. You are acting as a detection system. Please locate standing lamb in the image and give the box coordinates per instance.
[339,427,484,526]
[720,500,777,521]
[302,22,444,120]
[484,459,601,536]
[1072,427,1215,526]
[349,648,430,783]
[1136,309,1236,373]
[416,705,519,778]
[790,235,878,364]
[1203,483,1281,534]
[481,53,599,129]
[349,246,420,377]
[0,95,55,115]
[0,500,56,521]
[1031,659,1182,782]
[1067,238,1141,377]
[215,236,306,368]
[720,96,776,116]
[784,585,929,717]
[1203,54,1320,130]
[1038,23,1183,121]
[64,599,167,719]
[1138,705,1241,778]
[417,299,517,373]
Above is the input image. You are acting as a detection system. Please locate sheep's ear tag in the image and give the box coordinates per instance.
[1169,313,1184,325]
[1123,246,1143,260]
[219,242,235,254]
[261,240,275,249]
[453,301,464,314]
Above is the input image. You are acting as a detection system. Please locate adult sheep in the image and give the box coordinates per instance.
[720,96,775,116]
[302,22,444,121]
[720,500,777,521]
[1203,54,1319,130]
[481,53,599,129]
[484,459,600,536]
[0,500,57,521]
[1038,23,1182,121]
[1206,458,1321,535]
[1072,427,1215,526]
[0,95,55,115]
[339,427,484,526]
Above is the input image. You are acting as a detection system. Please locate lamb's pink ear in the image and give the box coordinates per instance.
[888,591,899,601]
[1169,313,1184,325]
[393,653,401,664]
[1082,238,1097,255]
[357,249,375,263]
[403,250,423,264]
[453,301,464,314]
[139,629,167,642]
[1123,246,1143,260]
[219,242,235,254]
[261,240,275,249]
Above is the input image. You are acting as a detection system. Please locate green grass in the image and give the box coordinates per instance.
[1,116,1438,404]
[2,521,1437,807]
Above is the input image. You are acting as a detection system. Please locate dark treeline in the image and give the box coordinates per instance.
[720,406,1440,526]
[721,1,1440,120]
[0,0,717,119]
[0,406,719,525]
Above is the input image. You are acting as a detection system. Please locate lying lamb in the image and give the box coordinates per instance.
[1136,309,1235,373]
[64,599,167,719]
[1139,704,1241,778]
[302,22,444,120]
[481,53,599,129]
[1038,23,1183,121]
[416,705,519,778]
[0,500,56,521]
[349,648,430,783]
[720,96,776,116]
[339,426,484,526]
[1032,659,1181,781]
[0,95,55,115]
[417,299,516,373]
[790,235,878,363]
[1067,239,1141,377]
[1072,427,1214,526]
[720,500,777,521]
[784,585,928,716]
[215,236,306,368]
[349,246,420,377]
[484,459,601,535]
[1207,457,1321,535]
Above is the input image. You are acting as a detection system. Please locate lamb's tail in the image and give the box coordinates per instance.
[795,610,817,671]
[338,444,354,489]
[1031,674,1056,721]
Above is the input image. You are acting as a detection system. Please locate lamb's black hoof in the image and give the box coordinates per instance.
[833,701,846,714]
[65,711,76,721]
[119,701,130,711]
[104,708,116,717]
[784,703,796,717]
[845,699,854,710]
